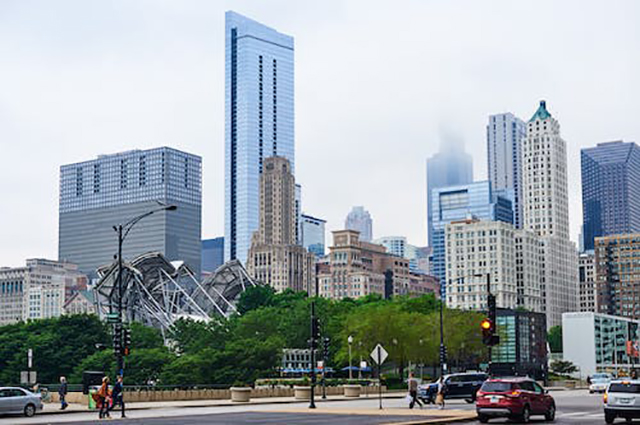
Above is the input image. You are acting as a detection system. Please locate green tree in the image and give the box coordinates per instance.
[550,359,577,376]
[236,285,276,314]
[548,325,562,353]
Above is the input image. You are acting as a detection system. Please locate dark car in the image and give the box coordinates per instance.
[476,377,555,423]
[418,372,488,404]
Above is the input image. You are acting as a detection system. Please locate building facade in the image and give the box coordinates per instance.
[0,259,87,325]
[301,214,326,258]
[487,113,527,229]
[345,206,373,242]
[595,234,640,318]
[431,180,513,297]
[563,312,640,377]
[225,11,295,265]
[59,147,202,278]
[246,157,315,293]
[445,219,542,312]
[579,251,597,312]
[581,141,640,251]
[521,101,578,329]
[427,148,473,246]
[201,237,225,276]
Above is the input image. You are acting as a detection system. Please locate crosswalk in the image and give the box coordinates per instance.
[557,411,603,420]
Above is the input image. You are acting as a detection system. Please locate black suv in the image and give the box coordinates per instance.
[418,372,488,404]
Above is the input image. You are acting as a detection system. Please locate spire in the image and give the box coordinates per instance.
[528,100,552,122]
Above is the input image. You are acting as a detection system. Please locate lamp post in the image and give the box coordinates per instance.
[358,341,363,380]
[113,203,177,376]
[348,335,353,380]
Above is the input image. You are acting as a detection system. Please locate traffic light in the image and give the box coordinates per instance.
[113,325,122,355]
[322,337,330,360]
[481,318,500,346]
[439,344,447,365]
[487,294,497,323]
[123,329,132,356]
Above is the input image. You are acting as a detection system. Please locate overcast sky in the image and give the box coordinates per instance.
[1,0,639,267]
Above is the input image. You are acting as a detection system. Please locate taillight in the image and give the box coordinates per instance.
[506,390,521,397]
[477,391,485,397]
[604,393,608,403]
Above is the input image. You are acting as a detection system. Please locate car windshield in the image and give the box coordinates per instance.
[481,382,514,392]
[592,378,609,384]
[609,383,640,393]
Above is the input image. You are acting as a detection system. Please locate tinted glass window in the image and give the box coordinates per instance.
[470,374,487,381]
[448,376,461,383]
[481,382,515,392]
[533,383,545,394]
[10,389,25,397]
[0,390,11,398]
[519,382,535,391]
[610,383,640,393]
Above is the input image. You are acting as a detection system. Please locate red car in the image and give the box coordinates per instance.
[475,377,555,423]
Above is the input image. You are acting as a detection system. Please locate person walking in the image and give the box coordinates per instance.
[109,375,126,418]
[96,376,111,419]
[436,376,446,410]
[407,372,423,409]
[58,377,68,410]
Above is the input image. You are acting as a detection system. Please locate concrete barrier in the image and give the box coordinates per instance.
[343,385,362,397]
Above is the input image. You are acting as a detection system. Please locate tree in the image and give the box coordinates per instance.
[236,285,276,314]
[550,359,578,376]
[548,325,562,353]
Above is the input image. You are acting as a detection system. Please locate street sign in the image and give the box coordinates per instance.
[317,361,324,369]
[370,344,388,365]
[360,360,367,369]
[20,371,37,385]
[28,348,33,368]
[106,313,119,323]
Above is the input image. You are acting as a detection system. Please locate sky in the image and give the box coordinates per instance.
[1,0,639,267]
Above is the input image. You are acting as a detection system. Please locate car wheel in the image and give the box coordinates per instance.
[605,412,616,424]
[545,403,556,421]
[626,418,632,424]
[24,404,36,417]
[520,405,531,423]
[478,414,489,423]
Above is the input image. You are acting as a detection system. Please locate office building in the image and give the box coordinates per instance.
[431,180,513,296]
[427,148,473,245]
[579,251,597,312]
[375,236,408,258]
[581,141,640,251]
[59,147,202,278]
[487,113,527,229]
[246,157,315,293]
[445,219,542,312]
[202,237,225,276]
[63,290,96,315]
[595,234,640,318]
[225,11,295,265]
[0,259,87,325]
[301,214,326,258]
[563,312,640,377]
[375,236,429,273]
[521,101,578,329]
[345,206,373,242]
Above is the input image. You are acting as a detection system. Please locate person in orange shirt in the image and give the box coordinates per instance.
[96,376,111,419]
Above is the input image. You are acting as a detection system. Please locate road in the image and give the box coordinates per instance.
[0,389,614,424]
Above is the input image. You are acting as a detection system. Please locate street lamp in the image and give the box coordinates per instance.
[113,203,177,377]
[348,335,353,380]
[358,341,363,380]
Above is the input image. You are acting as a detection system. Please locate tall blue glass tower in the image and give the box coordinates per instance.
[225,11,294,264]
[430,181,513,296]
[581,141,640,251]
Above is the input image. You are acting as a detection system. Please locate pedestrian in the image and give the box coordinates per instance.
[109,375,126,418]
[436,376,446,410]
[632,369,638,380]
[407,372,422,409]
[58,377,68,410]
[97,376,111,419]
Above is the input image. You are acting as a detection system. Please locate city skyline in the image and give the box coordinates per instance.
[2,1,640,266]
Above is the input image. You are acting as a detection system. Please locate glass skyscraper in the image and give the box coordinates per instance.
[201,237,224,275]
[426,149,473,246]
[58,147,202,278]
[581,141,640,251]
[301,214,326,258]
[225,11,295,265]
[430,180,513,295]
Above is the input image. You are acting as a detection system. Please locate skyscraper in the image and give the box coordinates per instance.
[487,113,527,229]
[521,100,578,329]
[426,148,473,245]
[301,214,326,258]
[246,157,315,293]
[58,147,202,277]
[345,206,373,242]
[581,141,640,251]
[225,11,295,265]
[201,237,224,276]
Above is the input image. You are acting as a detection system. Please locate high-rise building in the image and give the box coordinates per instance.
[201,237,225,276]
[374,236,429,273]
[521,101,578,329]
[426,148,473,245]
[445,219,542,312]
[58,147,202,278]
[0,259,87,325]
[225,11,295,265]
[487,113,527,229]
[595,234,640,318]
[579,251,596,312]
[581,141,640,251]
[345,206,373,242]
[246,157,315,293]
[430,180,513,296]
[301,214,326,258]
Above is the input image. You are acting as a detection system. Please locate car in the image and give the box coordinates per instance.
[418,372,487,404]
[604,379,640,424]
[0,387,43,417]
[475,377,555,423]
[590,373,613,393]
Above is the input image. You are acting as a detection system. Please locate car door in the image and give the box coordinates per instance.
[517,381,539,412]
[532,382,549,413]
[8,389,26,413]
[444,376,460,397]
[0,389,12,414]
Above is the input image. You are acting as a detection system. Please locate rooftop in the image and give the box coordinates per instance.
[528,100,552,122]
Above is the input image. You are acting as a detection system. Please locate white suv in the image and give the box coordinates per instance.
[604,380,640,424]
